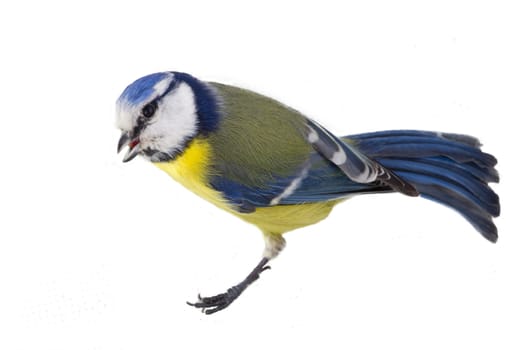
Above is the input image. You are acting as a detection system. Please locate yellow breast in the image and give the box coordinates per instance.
[154,139,230,211]
[154,138,340,235]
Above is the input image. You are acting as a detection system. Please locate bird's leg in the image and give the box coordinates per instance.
[187,257,271,314]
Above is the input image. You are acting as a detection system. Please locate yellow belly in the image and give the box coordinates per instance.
[154,138,339,235]
[240,201,339,234]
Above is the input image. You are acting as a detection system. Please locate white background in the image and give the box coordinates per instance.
[1,1,523,349]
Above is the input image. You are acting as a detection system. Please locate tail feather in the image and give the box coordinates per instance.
[347,130,500,242]
[380,158,500,217]
[352,130,482,147]
[421,189,498,242]
[355,133,497,167]
[411,156,499,184]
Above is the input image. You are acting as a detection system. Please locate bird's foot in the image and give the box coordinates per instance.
[187,287,242,314]
[187,258,271,314]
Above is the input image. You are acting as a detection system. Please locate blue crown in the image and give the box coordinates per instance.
[118,72,171,105]
[118,72,221,134]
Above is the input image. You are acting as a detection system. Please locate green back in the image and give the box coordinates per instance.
[207,83,312,187]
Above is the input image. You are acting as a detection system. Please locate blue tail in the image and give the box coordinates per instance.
[346,130,500,242]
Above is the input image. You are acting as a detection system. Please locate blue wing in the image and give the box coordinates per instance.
[208,128,499,242]
[208,119,416,212]
[209,150,388,212]
[305,120,418,196]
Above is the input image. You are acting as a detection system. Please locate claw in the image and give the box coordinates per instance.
[187,291,237,314]
[187,257,271,314]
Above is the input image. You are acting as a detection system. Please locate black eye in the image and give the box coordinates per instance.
[141,101,157,119]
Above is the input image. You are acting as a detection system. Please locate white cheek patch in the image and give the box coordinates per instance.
[140,82,199,155]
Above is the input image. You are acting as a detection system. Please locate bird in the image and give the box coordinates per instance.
[116,71,500,314]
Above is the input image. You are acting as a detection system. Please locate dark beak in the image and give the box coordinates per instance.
[117,132,141,162]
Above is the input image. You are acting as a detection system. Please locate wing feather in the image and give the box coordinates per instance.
[305,120,418,196]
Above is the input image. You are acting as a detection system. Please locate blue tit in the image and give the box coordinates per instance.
[116,72,500,314]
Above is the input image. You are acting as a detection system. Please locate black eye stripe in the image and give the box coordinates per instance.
[134,79,177,134]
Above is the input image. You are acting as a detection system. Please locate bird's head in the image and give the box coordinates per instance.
[116,72,220,162]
